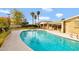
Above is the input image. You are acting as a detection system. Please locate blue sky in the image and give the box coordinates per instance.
[0,8,79,24]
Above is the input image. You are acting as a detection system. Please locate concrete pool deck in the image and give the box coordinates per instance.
[0,29,79,51]
[0,30,32,51]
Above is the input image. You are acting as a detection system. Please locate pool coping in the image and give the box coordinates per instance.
[44,30,79,42]
[28,29,79,42]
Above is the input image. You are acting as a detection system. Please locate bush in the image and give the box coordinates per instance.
[24,24,38,28]
[4,27,9,31]
[21,22,28,27]
[0,30,10,47]
[0,28,2,33]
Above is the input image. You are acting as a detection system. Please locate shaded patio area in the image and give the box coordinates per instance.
[39,21,61,31]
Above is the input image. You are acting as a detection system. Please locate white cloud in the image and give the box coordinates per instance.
[39,16,50,21]
[0,9,10,14]
[42,8,53,12]
[56,13,64,18]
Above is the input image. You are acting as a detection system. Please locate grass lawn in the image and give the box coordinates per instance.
[0,31,10,47]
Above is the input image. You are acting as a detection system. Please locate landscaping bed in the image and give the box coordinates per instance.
[0,30,11,47]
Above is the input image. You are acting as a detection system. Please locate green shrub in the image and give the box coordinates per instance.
[0,30,10,47]
[21,22,28,27]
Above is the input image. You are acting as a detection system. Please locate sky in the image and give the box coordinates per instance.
[0,8,79,24]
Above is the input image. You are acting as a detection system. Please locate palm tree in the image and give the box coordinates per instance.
[34,15,37,25]
[61,18,65,20]
[30,12,35,24]
[37,11,40,23]
[37,11,40,27]
[30,11,40,25]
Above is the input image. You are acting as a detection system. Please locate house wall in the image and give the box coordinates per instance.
[61,21,65,33]
[65,21,75,33]
[64,18,79,34]
[74,28,79,33]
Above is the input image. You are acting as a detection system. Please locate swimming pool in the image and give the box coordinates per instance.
[20,30,79,51]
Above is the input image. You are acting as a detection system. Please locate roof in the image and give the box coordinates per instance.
[39,20,61,25]
[62,15,79,22]
[38,15,79,24]
[39,20,53,24]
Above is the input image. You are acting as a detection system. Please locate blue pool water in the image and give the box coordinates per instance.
[20,30,79,51]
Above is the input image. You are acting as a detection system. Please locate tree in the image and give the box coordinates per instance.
[30,12,35,24]
[0,17,9,32]
[0,17,9,27]
[21,22,29,27]
[61,18,65,20]
[30,11,40,25]
[11,9,24,25]
[34,14,37,25]
[37,11,40,28]
[37,11,40,23]
[7,14,11,27]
